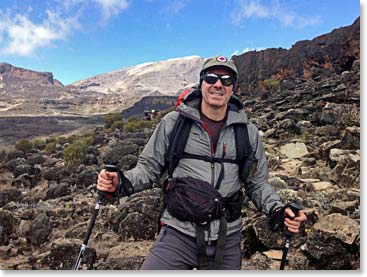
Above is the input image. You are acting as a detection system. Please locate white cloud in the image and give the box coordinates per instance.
[231,0,321,28]
[0,10,79,56]
[93,0,130,22]
[0,0,130,57]
[164,0,191,15]
[231,47,265,56]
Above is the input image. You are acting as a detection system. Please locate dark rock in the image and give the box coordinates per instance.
[5,158,26,172]
[28,213,52,246]
[26,154,46,165]
[96,256,145,270]
[0,210,17,245]
[12,173,32,188]
[43,166,70,182]
[0,189,22,207]
[84,153,98,165]
[108,188,161,241]
[41,239,96,270]
[13,164,33,178]
[120,154,138,170]
[4,150,25,162]
[242,252,273,270]
[103,143,139,166]
[45,182,71,200]
[242,224,265,259]
[340,126,360,150]
[252,216,283,249]
[76,169,98,189]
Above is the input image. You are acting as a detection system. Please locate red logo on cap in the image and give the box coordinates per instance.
[216,56,227,62]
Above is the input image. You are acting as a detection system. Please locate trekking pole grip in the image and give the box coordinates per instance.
[285,202,302,236]
[97,164,119,199]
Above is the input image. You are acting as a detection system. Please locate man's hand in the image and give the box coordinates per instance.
[97,169,119,193]
[284,208,307,234]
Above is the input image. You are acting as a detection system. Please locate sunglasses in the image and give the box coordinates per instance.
[203,73,235,87]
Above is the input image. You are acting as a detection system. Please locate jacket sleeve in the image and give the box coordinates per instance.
[244,124,284,215]
[123,112,176,193]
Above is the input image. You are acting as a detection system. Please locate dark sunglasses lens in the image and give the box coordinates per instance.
[220,75,233,86]
[204,74,219,84]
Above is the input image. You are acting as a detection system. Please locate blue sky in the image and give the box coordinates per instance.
[0,0,360,85]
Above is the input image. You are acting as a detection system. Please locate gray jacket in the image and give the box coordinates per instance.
[125,91,283,241]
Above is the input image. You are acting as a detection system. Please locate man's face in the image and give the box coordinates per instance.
[201,67,234,110]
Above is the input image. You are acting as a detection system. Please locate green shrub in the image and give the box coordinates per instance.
[45,141,57,155]
[128,116,138,122]
[32,139,46,150]
[263,79,281,90]
[111,120,124,131]
[15,139,33,152]
[64,140,89,168]
[82,133,95,146]
[124,120,154,133]
[104,113,122,129]
[124,121,138,133]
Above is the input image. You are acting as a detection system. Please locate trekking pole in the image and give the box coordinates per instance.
[279,202,302,270]
[74,165,119,270]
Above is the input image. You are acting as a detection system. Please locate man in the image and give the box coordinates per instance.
[97,56,307,270]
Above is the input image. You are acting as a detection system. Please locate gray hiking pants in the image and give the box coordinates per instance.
[141,225,242,270]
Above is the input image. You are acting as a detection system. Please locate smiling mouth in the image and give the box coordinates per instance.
[209,91,225,96]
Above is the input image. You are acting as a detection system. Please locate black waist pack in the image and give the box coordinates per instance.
[166,176,223,224]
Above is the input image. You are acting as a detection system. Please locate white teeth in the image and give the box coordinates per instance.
[209,91,224,96]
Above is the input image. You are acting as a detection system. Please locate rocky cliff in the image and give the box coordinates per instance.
[233,17,360,97]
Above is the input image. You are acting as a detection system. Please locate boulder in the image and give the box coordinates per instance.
[5,158,26,172]
[0,188,22,207]
[41,238,96,270]
[303,213,360,269]
[96,256,145,270]
[252,216,283,249]
[107,188,162,241]
[120,154,138,170]
[45,182,71,200]
[28,213,52,246]
[76,169,98,189]
[43,167,70,183]
[12,173,32,188]
[241,252,273,270]
[340,126,360,150]
[103,143,139,167]
[279,143,309,159]
[84,153,98,165]
[0,210,17,245]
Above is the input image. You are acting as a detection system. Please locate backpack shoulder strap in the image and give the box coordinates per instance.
[234,123,254,184]
[166,113,193,178]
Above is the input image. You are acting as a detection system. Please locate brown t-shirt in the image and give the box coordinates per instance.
[200,112,226,152]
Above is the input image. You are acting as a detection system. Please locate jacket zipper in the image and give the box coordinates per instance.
[200,121,215,245]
